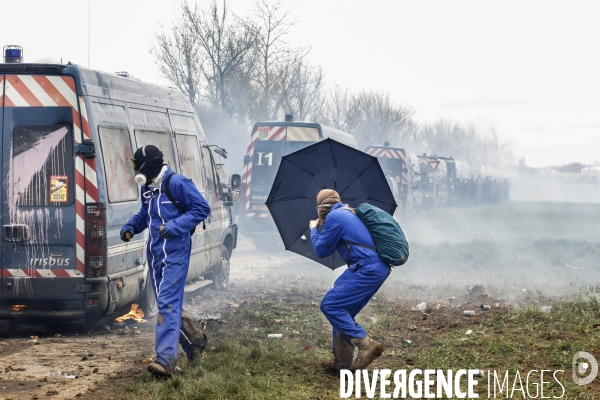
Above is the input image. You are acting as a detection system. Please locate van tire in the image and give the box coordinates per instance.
[138,274,158,321]
[207,246,230,290]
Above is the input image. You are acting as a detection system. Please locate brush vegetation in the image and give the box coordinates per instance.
[104,288,600,399]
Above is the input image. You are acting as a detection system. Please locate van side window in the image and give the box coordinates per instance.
[12,125,74,206]
[175,134,205,194]
[134,131,176,170]
[98,127,138,203]
[202,147,218,196]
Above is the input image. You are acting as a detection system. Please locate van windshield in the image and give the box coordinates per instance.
[11,125,73,207]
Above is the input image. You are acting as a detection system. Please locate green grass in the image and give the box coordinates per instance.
[415,292,600,399]
[99,201,600,398]
[105,288,600,399]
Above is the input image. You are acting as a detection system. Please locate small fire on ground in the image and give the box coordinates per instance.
[114,303,147,323]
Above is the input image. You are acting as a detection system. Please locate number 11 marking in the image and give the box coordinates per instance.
[256,152,273,166]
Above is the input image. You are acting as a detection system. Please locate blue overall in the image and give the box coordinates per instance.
[121,166,210,372]
[311,203,390,367]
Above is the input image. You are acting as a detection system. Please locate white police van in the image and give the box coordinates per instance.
[0,46,239,331]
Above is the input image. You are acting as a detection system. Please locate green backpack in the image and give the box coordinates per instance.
[344,203,409,267]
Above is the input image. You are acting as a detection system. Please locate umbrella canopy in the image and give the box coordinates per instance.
[265,138,397,269]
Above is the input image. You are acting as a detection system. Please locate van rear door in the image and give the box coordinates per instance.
[1,74,83,303]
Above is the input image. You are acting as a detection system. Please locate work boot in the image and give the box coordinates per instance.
[189,345,204,365]
[147,362,171,378]
[321,360,351,372]
[349,335,383,370]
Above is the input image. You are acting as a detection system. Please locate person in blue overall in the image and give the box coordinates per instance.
[310,189,389,371]
[120,145,211,377]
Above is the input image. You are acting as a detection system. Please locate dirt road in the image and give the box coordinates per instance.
[0,235,307,400]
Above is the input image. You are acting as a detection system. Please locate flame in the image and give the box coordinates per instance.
[114,303,146,323]
[10,305,26,311]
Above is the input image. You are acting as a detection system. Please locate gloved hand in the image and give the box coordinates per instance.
[159,221,176,239]
[120,226,134,242]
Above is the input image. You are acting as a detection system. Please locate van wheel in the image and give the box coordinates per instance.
[208,247,230,290]
[138,273,158,320]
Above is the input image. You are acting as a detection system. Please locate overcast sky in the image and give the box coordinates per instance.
[2,0,598,168]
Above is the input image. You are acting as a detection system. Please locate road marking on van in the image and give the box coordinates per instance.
[5,269,28,277]
[3,268,83,278]
[4,75,99,277]
[37,269,58,278]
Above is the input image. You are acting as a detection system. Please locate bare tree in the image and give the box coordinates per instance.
[183,0,258,115]
[281,61,326,121]
[394,120,421,149]
[415,120,516,167]
[250,0,301,119]
[349,91,415,148]
[488,127,517,166]
[323,84,356,132]
[420,119,484,163]
[152,17,202,106]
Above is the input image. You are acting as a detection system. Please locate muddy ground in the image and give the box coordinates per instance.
[0,235,311,400]
[0,201,597,399]
[0,237,502,400]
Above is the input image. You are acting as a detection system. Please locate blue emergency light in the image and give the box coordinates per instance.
[4,45,23,63]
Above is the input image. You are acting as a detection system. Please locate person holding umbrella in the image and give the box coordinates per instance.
[309,189,390,371]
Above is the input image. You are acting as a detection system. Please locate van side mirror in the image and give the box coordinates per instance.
[230,174,241,202]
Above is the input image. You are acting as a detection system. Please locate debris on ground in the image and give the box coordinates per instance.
[466,285,490,298]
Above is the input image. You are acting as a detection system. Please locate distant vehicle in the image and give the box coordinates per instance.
[416,154,448,209]
[239,118,358,251]
[438,156,469,206]
[0,46,240,331]
[365,144,414,216]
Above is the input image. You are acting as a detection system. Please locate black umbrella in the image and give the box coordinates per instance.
[265,138,397,269]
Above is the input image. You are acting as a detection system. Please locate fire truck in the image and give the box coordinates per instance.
[239,118,358,251]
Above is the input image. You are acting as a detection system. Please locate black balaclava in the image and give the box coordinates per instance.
[133,145,164,185]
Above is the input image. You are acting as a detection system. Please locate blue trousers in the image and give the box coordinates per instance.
[150,255,206,372]
[320,259,390,367]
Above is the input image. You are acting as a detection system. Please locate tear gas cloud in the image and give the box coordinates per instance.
[389,200,600,302]
[211,197,600,306]
[197,106,250,177]
[196,102,600,304]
